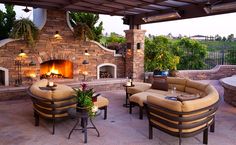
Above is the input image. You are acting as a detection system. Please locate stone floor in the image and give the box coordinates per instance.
[0,80,236,145]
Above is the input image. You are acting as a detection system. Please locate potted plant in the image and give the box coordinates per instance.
[10,18,39,46]
[73,22,94,41]
[73,83,97,117]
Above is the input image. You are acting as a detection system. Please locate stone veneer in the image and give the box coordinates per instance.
[124,29,146,81]
[0,10,125,86]
[145,65,236,83]
[175,65,236,80]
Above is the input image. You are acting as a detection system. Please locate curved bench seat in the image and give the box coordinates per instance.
[128,77,220,145]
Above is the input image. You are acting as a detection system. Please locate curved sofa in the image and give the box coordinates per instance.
[28,79,76,134]
[128,77,220,144]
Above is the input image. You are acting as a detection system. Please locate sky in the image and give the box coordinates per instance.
[1,4,236,37]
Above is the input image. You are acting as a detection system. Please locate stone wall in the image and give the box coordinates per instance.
[144,65,236,83]
[124,29,146,81]
[176,65,236,80]
[0,10,124,86]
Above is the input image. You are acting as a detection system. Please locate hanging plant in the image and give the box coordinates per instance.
[10,18,39,46]
[73,22,94,41]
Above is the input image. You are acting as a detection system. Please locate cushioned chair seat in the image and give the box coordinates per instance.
[127,82,151,95]
[94,96,109,108]
[94,96,109,120]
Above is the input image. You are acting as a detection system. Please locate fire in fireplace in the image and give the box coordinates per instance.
[40,60,73,79]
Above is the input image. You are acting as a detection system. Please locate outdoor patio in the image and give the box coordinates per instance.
[0,80,236,145]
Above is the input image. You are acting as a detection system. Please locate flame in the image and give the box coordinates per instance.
[47,63,60,75]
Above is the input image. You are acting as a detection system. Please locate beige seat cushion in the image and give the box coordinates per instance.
[52,84,74,100]
[127,82,151,95]
[185,79,209,97]
[94,96,109,108]
[30,79,52,100]
[130,92,166,107]
[30,79,74,100]
[167,77,187,92]
[182,85,219,112]
[147,95,183,112]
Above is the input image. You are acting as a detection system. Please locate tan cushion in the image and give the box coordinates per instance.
[127,82,151,95]
[129,92,165,106]
[94,96,109,108]
[167,77,187,92]
[147,95,183,112]
[146,89,170,95]
[52,84,74,100]
[182,85,219,112]
[30,85,52,100]
[33,79,48,87]
[185,79,209,92]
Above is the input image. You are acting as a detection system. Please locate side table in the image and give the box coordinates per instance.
[68,108,100,143]
[123,84,135,108]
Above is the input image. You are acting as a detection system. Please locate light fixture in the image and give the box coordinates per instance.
[204,1,236,14]
[142,12,181,23]
[54,31,62,40]
[29,60,36,66]
[126,43,131,50]
[84,50,90,56]
[82,60,89,65]
[22,6,31,13]
[137,43,141,52]
[18,49,27,57]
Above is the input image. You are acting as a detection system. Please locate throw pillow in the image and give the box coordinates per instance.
[151,79,168,91]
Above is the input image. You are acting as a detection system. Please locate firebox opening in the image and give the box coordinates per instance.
[0,70,5,85]
[97,63,117,79]
[40,60,73,79]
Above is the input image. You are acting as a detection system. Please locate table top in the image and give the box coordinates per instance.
[221,76,236,88]
[123,84,135,87]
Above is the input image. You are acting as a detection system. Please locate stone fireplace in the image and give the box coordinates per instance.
[40,60,73,79]
[0,9,125,86]
[97,63,117,79]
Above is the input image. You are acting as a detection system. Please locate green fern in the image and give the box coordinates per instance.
[10,18,38,46]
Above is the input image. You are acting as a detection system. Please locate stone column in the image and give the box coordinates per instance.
[124,29,146,81]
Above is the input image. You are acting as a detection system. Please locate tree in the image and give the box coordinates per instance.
[222,36,227,41]
[215,34,222,41]
[144,36,179,71]
[0,4,16,40]
[70,12,103,42]
[173,38,207,70]
[227,34,234,42]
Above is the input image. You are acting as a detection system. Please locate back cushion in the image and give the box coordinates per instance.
[167,77,187,92]
[185,79,209,97]
[151,78,168,91]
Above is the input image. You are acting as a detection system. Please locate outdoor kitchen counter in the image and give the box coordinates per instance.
[220,76,236,106]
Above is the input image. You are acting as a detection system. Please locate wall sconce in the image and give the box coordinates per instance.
[18,49,27,57]
[137,43,141,52]
[54,31,62,40]
[84,49,90,56]
[126,43,131,50]
[82,60,89,65]
[29,60,36,66]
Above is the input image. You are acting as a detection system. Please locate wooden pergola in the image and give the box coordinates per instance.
[1,0,236,28]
